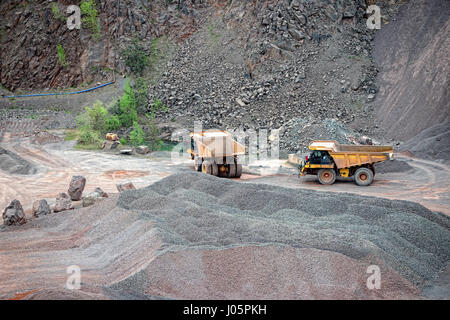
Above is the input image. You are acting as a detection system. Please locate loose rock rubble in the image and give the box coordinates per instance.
[32,199,51,218]
[68,176,86,201]
[116,182,136,192]
[2,200,26,226]
[54,193,74,213]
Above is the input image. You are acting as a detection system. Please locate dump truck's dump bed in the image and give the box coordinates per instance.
[190,130,246,158]
[309,140,394,169]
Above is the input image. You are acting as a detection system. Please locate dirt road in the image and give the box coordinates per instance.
[244,157,450,215]
[1,133,449,218]
[0,134,191,217]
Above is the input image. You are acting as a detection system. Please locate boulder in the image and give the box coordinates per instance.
[289,29,305,41]
[82,187,109,207]
[32,199,51,217]
[3,200,26,226]
[116,182,136,192]
[82,192,101,207]
[102,140,120,151]
[54,193,74,212]
[94,187,109,198]
[68,176,86,201]
[120,149,133,155]
[136,146,149,155]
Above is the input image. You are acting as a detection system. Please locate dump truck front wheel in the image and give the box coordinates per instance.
[227,164,237,178]
[202,161,212,175]
[202,161,219,176]
[354,167,374,186]
[317,169,336,185]
[194,156,202,172]
[235,164,242,178]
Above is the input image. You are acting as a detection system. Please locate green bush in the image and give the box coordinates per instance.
[105,115,121,132]
[51,3,66,22]
[80,0,101,40]
[134,77,149,115]
[83,101,107,132]
[57,44,69,67]
[122,39,148,75]
[118,80,138,127]
[77,128,102,147]
[150,98,168,117]
[129,121,145,146]
[143,116,163,151]
[75,101,108,148]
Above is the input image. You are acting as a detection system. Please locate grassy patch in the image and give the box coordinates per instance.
[64,129,79,141]
[207,23,220,45]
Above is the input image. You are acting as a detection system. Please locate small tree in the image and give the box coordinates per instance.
[76,100,107,133]
[133,77,149,115]
[118,80,138,127]
[80,0,101,40]
[105,115,121,132]
[122,38,148,76]
[129,121,145,146]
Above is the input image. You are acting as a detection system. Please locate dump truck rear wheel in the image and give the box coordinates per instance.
[317,169,336,185]
[354,167,374,186]
[227,164,236,178]
[211,162,219,176]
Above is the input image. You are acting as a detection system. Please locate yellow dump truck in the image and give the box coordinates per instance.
[188,130,245,178]
[292,140,393,186]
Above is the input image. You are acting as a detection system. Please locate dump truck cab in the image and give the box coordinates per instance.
[299,140,393,186]
[188,130,245,178]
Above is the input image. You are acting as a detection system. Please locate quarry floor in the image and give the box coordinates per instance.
[0,133,449,300]
[0,133,449,219]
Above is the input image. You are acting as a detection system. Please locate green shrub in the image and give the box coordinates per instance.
[80,0,101,40]
[150,98,167,117]
[143,117,162,151]
[129,121,145,146]
[85,101,107,132]
[57,44,69,67]
[77,128,102,147]
[120,137,128,145]
[122,38,148,75]
[133,77,149,115]
[51,3,66,22]
[105,115,121,132]
[118,80,138,127]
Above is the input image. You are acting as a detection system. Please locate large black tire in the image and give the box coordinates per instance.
[194,156,202,172]
[354,167,374,186]
[202,161,212,175]
[227,164,236,178]
[211,162,219,176]
[317,168,336,185]
[235,164,242,178]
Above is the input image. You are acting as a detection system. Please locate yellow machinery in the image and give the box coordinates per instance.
[188,130,246,178]
[294,140,393,186]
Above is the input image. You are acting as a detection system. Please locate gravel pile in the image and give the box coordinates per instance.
[374,159,414,174]
[0,146,37,175]
[400,122,450,162]
[117,172,450,286]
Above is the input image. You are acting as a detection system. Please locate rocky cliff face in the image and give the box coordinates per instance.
[0,0,188,91]
[4,0,441,149]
